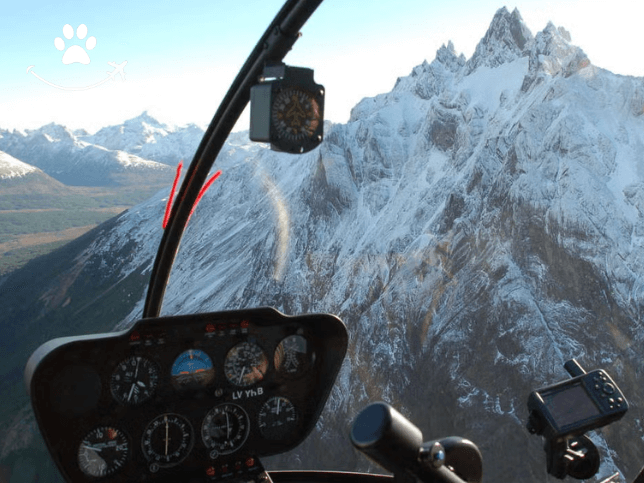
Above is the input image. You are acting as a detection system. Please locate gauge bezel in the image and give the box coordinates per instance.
[170,348,216,389]
[274,334,314,379]
[258,396,299,441]
[77,426,129,478]
[141,413,194,468]
[110,355,160,406]
[224,341,269,387]
[201,402,251,456]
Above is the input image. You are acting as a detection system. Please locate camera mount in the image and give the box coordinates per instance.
[526,359,628,480]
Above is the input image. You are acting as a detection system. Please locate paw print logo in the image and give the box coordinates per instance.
[54,24,97,65]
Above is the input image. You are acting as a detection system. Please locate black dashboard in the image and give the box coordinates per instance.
[25,307,348,483]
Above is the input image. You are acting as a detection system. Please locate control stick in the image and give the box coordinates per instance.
[351,402,482,483]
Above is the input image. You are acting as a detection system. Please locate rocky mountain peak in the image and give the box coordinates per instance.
[521,20,591,91]
[28,123,76,143]
[435,41,466,72]
[124,110,167,130]
[467,7,533,73]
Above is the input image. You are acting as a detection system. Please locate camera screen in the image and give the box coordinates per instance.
[542,383,601,429]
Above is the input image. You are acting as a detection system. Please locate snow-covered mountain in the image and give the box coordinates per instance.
[0,116,192,187]
[2,7,644,482]
[0,151,38,180]
[80,111,206,166]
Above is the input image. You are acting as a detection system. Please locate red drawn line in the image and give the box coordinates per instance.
[163,163,222,229]
[163,161,183,229]
[188,170,222,222]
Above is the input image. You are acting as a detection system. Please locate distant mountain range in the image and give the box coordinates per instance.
[2,7,644,483]
[0,112,207,187]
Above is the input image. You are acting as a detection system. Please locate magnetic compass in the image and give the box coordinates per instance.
[271,87,321,143]
[250,63,324,154]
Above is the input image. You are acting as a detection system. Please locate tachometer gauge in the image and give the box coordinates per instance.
[141,413,193,469]
[224,342,268,387]
[274,335,314,378]
[258,397,298,440]
[77,427,129,478]
[201,403,250,457]
[110,356,159,405]
[171,349,215,388]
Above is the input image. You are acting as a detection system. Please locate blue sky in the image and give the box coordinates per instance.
[1,0,642,133]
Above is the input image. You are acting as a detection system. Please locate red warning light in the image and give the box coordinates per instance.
[129,331,140,341]
[107,428,117,440]
[241,320,250,329]
[206,467,216,477]
[246,457,255,467]
[218,324,226,331]
[206,323,215,333]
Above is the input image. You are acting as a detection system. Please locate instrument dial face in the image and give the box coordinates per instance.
[224,342,268,387]
[201,403,250,456]
[141,413,194,468]
[274,335,313,378]
[171,349,215,388]
[77,426,129,478]
[258,397,298,440]
[271,87,321,142]
[110,356,159,406]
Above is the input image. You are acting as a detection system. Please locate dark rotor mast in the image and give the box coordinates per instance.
[143,0,324,319]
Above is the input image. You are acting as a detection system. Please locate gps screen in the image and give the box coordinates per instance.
[542,383,601,429]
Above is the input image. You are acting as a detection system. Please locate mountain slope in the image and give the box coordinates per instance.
[2,7,644,483]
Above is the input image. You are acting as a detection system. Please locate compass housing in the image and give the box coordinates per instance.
[250,63,325,154]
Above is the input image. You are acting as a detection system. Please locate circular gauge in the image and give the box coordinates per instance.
[258,397,298,440]
[77,426,129,478]
[274,335,314,378]
[171,349,215,388]
[271,87,321,142]
[141,413,193,468]
[201,403,250,456]
[224,342,268,387]
[110,356,159,405]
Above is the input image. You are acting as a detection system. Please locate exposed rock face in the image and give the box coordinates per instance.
[466,7,533,73]
[2,7,644,483]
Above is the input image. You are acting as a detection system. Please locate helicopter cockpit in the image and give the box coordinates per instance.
[20,0,644,482]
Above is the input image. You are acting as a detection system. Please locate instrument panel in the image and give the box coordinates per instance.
[25,308,347,483]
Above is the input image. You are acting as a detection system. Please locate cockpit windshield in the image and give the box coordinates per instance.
[1,1,644,482]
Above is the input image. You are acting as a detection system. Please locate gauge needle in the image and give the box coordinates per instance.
[82,444,102,452]
[165,416,169,455]
[238,366,246,385]
[226,411,231,438]
[128,383,136,401]
[276,398,281,415]
[134,357,140,378]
